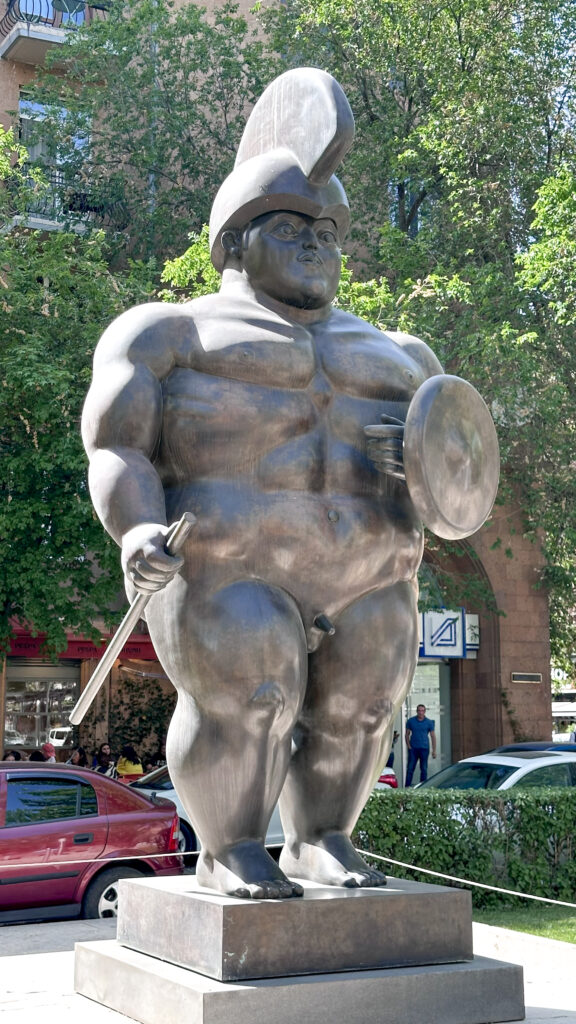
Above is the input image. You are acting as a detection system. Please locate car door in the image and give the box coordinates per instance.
[0,770,108,911]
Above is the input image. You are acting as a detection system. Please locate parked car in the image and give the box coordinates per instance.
[488,741,576,753]
[132,762,399,851]
[48,726,74,748]
[416,750,576,791]
[0,762,183,923]
[131,765,285,853]
[374,767,398,790]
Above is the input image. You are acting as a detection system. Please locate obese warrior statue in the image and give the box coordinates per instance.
[81,70,499,899]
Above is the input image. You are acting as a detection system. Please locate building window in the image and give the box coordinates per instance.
[5,660,80,751]
[18,91,88,223]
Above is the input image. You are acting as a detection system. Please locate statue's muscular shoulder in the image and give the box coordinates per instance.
[386,328,444,379]
[94,301,202,381]
[95,290,311,382]
[319,309,444,399]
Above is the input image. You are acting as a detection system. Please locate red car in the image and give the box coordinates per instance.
[0,762,183,922]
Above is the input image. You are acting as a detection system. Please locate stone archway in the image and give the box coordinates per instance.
[422,541,503,759]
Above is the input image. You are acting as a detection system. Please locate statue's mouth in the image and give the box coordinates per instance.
[298,254,322,265]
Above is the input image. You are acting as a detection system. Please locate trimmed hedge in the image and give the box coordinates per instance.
[354,789,576,907]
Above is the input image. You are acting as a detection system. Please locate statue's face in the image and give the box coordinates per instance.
[241,211,341,309]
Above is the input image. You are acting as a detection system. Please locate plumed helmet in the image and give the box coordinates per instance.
[209,68,355,272]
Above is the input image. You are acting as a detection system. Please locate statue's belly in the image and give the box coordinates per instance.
[155,367,424,611]
[163,479,424,622]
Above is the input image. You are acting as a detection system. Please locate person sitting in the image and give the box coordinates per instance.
[92,742,116,776]
[41,742,56,762]
[116,744,143,778]
[2,750,21,761]
[29,749,46,761]
[67,746,89,767]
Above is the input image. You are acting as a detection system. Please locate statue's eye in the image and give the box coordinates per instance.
[319,230,338,245]
[272,222,298,238]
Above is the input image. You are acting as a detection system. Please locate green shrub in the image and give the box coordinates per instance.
[354,789,576,908]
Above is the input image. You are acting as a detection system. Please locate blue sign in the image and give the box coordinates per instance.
[419,609,466,658]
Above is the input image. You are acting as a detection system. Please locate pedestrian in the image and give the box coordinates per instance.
[116,744,143,778]
[41,742,56,762]
[405,705,436,786]
[92,742,115,776]
[67,746,89,767]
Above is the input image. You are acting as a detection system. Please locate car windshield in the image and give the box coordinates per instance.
[418,762,518,790]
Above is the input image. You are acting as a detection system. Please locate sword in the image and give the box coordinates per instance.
[69,512,196,726]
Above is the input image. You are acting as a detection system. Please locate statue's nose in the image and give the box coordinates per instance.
[302,228,318,249]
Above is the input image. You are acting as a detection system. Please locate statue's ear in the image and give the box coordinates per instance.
[221,229,242,259]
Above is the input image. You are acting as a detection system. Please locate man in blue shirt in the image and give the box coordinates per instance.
[405,704,436,786]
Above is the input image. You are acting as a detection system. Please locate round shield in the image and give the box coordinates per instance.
[403,375,500,540]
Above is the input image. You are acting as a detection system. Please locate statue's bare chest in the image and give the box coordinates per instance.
[172,312,426,403]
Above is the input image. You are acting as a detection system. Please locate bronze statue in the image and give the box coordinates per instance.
[81,69,499,899]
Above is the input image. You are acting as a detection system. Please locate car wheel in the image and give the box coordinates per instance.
[82,867,143,919]
[177,819,197,854]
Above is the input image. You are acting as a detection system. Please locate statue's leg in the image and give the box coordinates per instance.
[148,578,308,899]
[279,579,418,888]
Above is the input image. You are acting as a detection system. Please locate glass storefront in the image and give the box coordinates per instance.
[4,660,80,751]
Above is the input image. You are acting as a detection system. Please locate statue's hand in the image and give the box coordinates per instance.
[121,523,185,594]
[364,413,405,481]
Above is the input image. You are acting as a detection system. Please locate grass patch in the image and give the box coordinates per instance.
[473,903,576,943]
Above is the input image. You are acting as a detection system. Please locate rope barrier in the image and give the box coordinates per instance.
[4,843,576,909]
[356,848,576,909]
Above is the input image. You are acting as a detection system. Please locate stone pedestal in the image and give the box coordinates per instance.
[117,874,473,980]
[74,875,525,1024]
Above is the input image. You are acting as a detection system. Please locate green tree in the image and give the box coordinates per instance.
[30,0,273,261]
[0,135,156,653]
[260,0,576,663]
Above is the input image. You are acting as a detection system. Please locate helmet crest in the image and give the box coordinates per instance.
[209,68,355,271]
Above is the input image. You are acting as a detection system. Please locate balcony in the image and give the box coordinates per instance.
[13,164,129,233]
[0,1,109,66]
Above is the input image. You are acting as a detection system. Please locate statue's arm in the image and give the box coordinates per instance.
[81,305,184,593]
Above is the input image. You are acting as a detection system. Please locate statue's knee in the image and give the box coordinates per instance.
[361,697,395,736]
[248,680,296,728]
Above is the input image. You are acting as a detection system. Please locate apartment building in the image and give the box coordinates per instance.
[0,0,554,776]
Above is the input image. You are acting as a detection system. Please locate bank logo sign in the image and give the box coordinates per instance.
[420,609,466,658]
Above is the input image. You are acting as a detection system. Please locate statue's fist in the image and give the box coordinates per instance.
[364,414,405,481]
[121,523,184,594]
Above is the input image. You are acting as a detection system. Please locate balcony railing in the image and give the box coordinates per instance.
[19,165,128,231]
[0,2,109,63]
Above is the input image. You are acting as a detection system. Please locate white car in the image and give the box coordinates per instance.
[131,766,284,853]
[416,750,576,790]
[48,727,73,748]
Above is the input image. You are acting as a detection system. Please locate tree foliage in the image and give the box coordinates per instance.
[32,0,273,261]
[260,0,576,663]
[0,137,155,653]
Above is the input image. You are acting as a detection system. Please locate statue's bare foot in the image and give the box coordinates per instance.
[280,831,386,888]
[197,840,304,899]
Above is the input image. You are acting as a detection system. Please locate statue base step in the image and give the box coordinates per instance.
[116,874,474,981]
[74,940,525,1024]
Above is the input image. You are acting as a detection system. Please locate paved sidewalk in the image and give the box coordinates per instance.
[1,918,575,1022]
